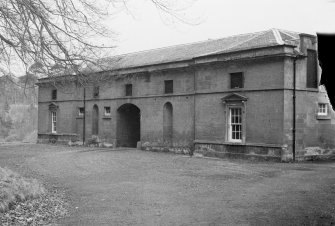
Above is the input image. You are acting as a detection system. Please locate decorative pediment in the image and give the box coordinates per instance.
[221,93,248,103]
[48,102,58,111]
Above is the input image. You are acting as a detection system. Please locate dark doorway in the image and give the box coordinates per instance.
[92,105,99,135]
[163,102,173,145]
[116,104,140,147]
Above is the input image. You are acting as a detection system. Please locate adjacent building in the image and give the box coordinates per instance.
[37,28,335,161]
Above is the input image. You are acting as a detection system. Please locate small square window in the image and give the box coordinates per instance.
[104,107,111,116]
[164,80,173,94]
[230,72,244,89]
[125,84,132,96]
[51,89,57,100]
[318,103,327,116]
[78,107,84,116]
[93,86,99,98]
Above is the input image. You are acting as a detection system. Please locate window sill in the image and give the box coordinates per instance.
[194,140,283,148]
[102,116,112,119]
[223,141,245,146]
[76,116,84,119]
[39,132,77,136]
[305,87,319,92]
[316,115,331,120]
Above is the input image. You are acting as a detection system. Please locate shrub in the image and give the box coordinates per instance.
[0,167,45,213]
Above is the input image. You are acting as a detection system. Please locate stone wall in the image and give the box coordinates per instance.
[37,133,78,145]
[37,42,335,161]
[194,141,283,161]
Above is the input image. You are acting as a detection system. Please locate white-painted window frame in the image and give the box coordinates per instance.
[78,107,84,116]
[51,111,57,133]
[228,107,243,142]
[318,103,328,116]
[104,106,111,116]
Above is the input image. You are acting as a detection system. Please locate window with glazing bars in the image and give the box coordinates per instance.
[229,108,242,141]
[318,103,327,116]
[51,111,57,133]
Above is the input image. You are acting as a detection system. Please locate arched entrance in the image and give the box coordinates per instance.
[92,105,99,135]
[116,103,140,147]
[163,102,173,145]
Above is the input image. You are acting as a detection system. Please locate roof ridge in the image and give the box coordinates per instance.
[271,28,284,44]
[196,29,273,57]
[225,29,271,50]
[278,30,300,41]
[104,29,271,59]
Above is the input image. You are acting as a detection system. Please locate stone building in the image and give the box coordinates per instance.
[37,28,335,161]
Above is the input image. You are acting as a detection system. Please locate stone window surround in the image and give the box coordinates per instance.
[48,102,59,134]
[222,93,247,144]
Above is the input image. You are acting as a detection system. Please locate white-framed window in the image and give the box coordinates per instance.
[78,107,84,116]
[51,111,57,133]
[318,103,328,116]
[104,106,111,116]
[228,107,242,142]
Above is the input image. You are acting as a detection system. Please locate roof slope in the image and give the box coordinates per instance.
[100,28,301,70]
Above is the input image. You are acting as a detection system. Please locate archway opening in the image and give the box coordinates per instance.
[92,105,99,135]
[163,102,173,145]
[116,103,140,147]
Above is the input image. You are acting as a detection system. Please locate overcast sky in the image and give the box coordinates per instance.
[104,0,335,55]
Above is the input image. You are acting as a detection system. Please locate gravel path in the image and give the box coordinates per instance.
[0,143,334,225]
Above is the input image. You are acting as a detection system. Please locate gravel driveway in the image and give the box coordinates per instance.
[0,143,334,225]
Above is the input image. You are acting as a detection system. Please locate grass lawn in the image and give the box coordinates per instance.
[0,143,335,225]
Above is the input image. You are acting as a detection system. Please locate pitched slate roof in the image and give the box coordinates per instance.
[100,28,301,70]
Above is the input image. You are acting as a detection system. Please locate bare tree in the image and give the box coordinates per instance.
[0,0,195,86]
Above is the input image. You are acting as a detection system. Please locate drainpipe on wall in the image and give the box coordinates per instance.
[292,57,297,162]
[192,60,196,156]
[83,87,86,145]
